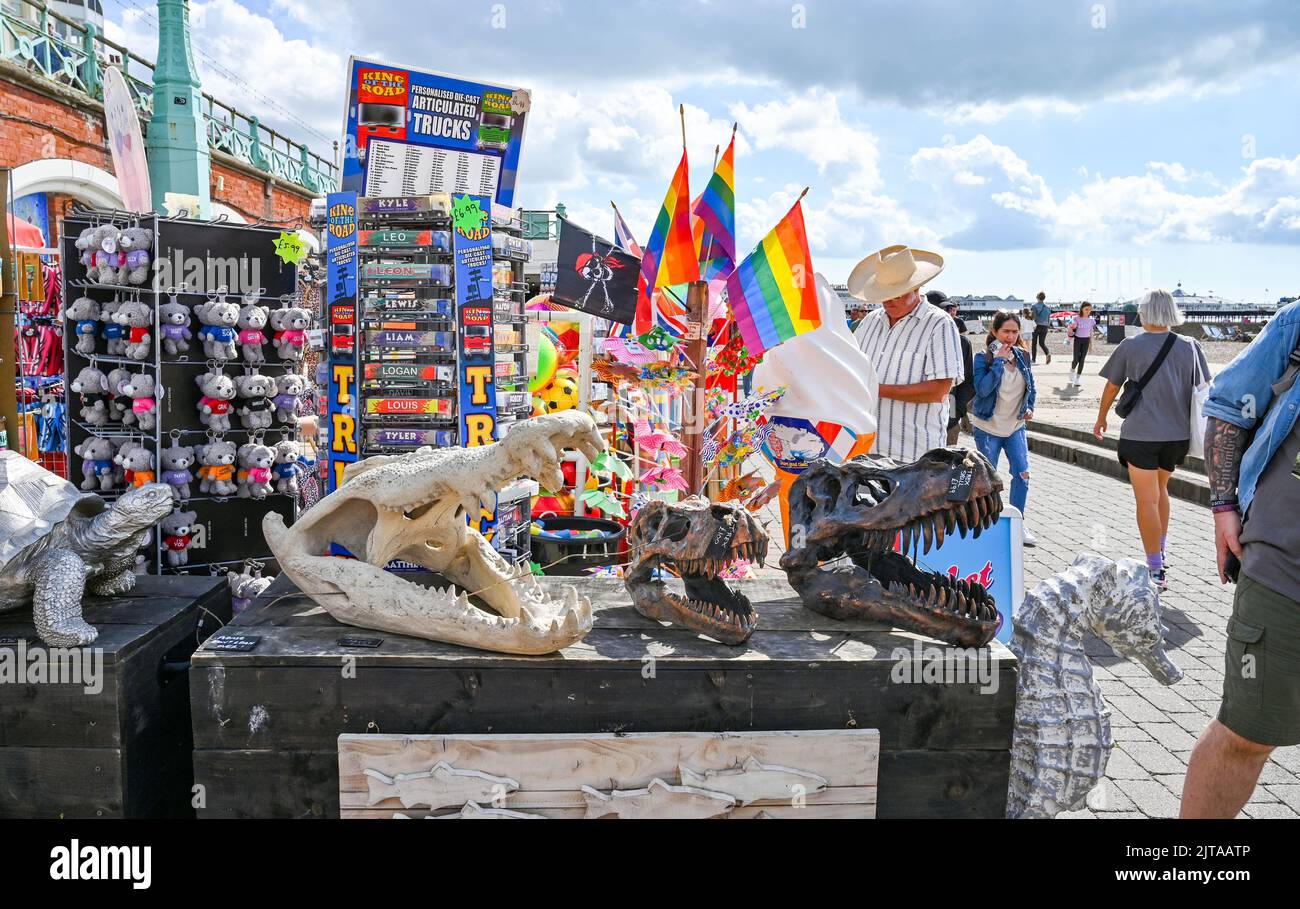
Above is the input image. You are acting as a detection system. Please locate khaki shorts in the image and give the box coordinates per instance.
[1218,575,1300,746]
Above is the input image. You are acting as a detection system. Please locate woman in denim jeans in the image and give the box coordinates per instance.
[971,310,1038,546]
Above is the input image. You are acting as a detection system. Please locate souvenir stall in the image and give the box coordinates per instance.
[184,87,1043,822]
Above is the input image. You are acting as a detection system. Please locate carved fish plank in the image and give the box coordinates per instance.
[581,778,735,819]
[364,762,519,809]
[678,756,828,805]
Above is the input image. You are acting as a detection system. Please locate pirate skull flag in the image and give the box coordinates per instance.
[553,217,639,325]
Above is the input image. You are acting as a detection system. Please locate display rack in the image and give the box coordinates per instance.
[349,195,536,566]
[62,209,301,574]
[355,195,460,455]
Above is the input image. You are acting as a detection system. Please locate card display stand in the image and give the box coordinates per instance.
[62,211,302,574]
[354,196,535,566]
[0,576,228,818]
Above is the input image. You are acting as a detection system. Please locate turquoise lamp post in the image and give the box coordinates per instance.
[145,0,211,215]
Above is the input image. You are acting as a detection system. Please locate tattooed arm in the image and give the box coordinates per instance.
[1205,417,1248,584]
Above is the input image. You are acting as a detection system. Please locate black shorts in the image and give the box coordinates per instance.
[1116,437,1190,472]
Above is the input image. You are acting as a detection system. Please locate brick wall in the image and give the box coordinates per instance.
[0,72,314,230]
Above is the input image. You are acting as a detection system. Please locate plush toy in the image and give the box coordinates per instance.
[235,442,276,500]
[158,297,193,356]
[160,509,198,568]
[195,371,237,433]
[100,298,127,356]
[116,227,153,285]
[106,367,134,423]
[74,436,117,492]
[195,292,240,361]
[116,300,153,360]
[269,305,310,362]
[115,442,156,488]
[74,226,97,270]
[272,439,305,498]
[159,442,196,501]
[234,372,276,431]
[196,440,240,497]
[108,438,128,488]
[236,303,269,365]
[66,296,100,355]
[90,224,124,284]
[118,373,160,432]
[69,365,110,426]
[271,373,308,424]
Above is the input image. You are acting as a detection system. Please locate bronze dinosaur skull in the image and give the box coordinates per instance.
[780,448,1004,647]
[625,496,769,645]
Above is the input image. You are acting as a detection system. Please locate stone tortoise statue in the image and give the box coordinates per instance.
[0,450,175,646]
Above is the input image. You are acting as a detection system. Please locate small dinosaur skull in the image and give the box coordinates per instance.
[780,448,1005,647]
[625,496,769,645]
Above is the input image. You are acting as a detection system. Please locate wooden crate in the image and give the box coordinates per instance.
[340,730,879,819]
[0,575,228,818]
[191,576,1017,818]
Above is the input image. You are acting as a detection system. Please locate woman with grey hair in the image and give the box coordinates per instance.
[1093,289,1209,590]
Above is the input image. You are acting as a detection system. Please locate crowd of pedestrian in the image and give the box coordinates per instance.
[845,242,1298,818]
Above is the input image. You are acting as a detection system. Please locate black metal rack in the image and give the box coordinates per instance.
[62,210,303,574]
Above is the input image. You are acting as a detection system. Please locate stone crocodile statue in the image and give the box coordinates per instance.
[1007,553,1183,818]
[0,450,175,646]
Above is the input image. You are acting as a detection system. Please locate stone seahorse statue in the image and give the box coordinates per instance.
[1007,553,1184,819]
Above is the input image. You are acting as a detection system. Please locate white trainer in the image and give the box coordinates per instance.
[1023,527,1037,547]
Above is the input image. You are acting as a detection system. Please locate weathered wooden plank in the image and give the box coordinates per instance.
[192,747,1001,818]
[351,803,873,819]
[192,664,1014,752]
[192,749,338,819]
[339,729,878,798]
[0,747,124,818]
[877,749,1011,819]
[190,623,1015,670]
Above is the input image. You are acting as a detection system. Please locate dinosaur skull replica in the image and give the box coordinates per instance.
[625,497,769,645]
[1008,553,1182,818]
[263,412,606,654]
[780,448,1004,647]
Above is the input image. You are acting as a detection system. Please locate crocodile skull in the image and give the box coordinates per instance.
[780,448,1004,647]
[625,497,769,645]
[263,411,606,654]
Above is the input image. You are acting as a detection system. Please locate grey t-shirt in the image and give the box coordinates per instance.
[1099,332,1209,442]
[1240,414,1300,598]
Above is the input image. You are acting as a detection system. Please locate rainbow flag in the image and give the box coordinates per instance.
[725,199,820,356]
[694,133,736,279]
[638,149,699,332]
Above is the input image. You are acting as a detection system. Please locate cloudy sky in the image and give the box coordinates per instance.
[105,0,1300,303]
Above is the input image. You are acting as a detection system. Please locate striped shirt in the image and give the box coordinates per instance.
[854,303,964,461]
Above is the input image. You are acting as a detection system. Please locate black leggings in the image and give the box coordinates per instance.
[1032,325,1051,361]
[1071,337,1090,373]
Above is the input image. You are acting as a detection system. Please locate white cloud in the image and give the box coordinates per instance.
[911,136,1300,248]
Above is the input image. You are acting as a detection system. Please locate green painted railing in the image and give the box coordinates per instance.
[0,0,337,193]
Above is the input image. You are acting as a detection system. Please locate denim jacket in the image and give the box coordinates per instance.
[1203,302,1300,516]
[971,346,1037,422]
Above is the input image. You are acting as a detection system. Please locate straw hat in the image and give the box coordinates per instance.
[847,245,944,304]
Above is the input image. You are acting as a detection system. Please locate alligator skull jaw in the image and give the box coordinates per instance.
[263,412,603,655]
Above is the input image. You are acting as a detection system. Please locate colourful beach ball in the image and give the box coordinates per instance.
[529,334,559,393]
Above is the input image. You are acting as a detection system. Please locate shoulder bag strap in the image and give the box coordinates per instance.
[1129,332,1178,395]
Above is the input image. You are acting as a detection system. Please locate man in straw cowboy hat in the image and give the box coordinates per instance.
[850,245,963,461]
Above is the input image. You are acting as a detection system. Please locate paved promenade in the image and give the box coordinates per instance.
[1024,451,1298,818]
[748,443,1298,818]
